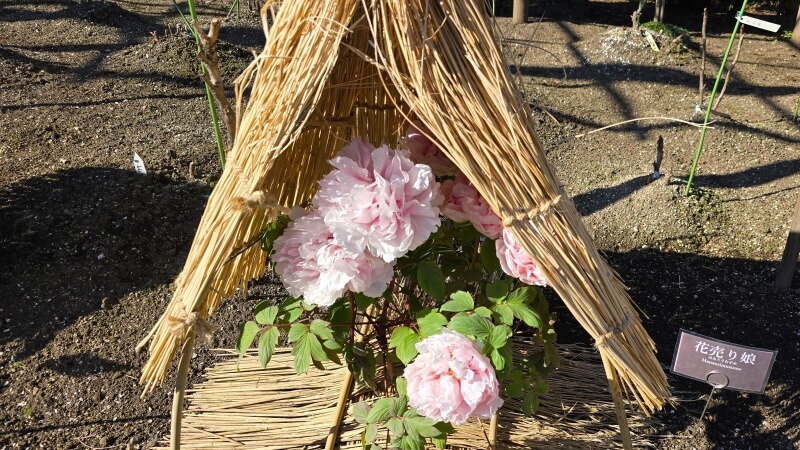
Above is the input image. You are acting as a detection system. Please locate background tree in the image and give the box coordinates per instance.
[513,0,529,24]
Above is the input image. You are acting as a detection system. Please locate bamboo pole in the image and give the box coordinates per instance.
[488,413,498,449]
[172,330,197,450]
[601,352,632,450]
[685,0,749,195]
[325,371,354,450]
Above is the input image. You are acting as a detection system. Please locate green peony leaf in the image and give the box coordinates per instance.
[488,324,512,349]
[386,417,405,437]
[366,398,392,424]
[354,293,375,311]
[534,381,550,395]
[389,395,408,417]
[522,391,540,416]
[505,379,527,398]
[328,299,350,341]
[479,237,501,274]
[291,333,312,374]
[254,302,279,325]
[389,327,420,364]
[462,266,484,282]
[416,309,447,338]
[490,348,505,371]
[396,376,408,396]
[306,332,328,362]
[309,319,334,341]
[287,323,308,343]
[473,306,493,318]
[445,278,467,295]
[257,327,279,368]
[352,402,371,424]
[364,423,378,445]
[447,314,493,339]
[486,279,512,301]
[490,304,514,325]
[235,321,260,355]
[404,415,440,438]
[506,288,544,329]
[433,422,455,435]
[279,297,304,322]
[440,291,474,312]
[417,261,446,301]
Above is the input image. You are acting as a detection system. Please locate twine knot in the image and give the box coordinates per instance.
[501,195,562,227]
[167,308,219,345]
[595,312,632,348]
[230,190,289,216]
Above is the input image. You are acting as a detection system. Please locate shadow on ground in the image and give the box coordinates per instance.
[0,167,210,361]
[551,248,800,448]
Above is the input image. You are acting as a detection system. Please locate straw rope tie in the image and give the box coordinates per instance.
[227,158,253,187]
[166,308,219,345]
[501,195,562,227]
[230,190,289,216]
[595,312,632,348]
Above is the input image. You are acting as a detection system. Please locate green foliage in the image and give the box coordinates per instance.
[254,302,279,325]
[641,21,690,41]
[416,309,447,337]
[260,215,290,257]
[479,237,501,274]
[447,313,493,339]
[358,397,453,450]
[417,261,446,301]
[235,321,259,356]
[257,327,279,367]
[440,291,474,312]
[237,204,561,444]
[389,326,421,364]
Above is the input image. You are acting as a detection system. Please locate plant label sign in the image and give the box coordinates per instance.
[670,329,777,393]
[736,14,781,33]
[132,152,148,175]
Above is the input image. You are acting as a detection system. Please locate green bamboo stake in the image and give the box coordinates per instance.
[174,0,227,169]
[684,0,748,196]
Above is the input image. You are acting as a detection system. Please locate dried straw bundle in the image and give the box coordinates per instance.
[154,344,656,449]
[137,0,669,421]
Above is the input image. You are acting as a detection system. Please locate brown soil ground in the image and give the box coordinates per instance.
[1,0,798,449]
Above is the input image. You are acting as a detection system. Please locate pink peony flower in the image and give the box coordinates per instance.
[272,208,394,307]
[314,138,442,262]
[404,329,503,425]
[441,174,503,239]
[399,121,458,177]
[495,228,548,287]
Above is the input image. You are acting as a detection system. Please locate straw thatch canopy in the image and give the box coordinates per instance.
[137,0,670,417]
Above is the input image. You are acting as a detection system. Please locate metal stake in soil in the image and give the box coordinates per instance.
[684,0,749,196]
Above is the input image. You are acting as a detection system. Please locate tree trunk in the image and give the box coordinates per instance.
[631,0,645,29]
[654,0,665,23]
[512,0,529,24]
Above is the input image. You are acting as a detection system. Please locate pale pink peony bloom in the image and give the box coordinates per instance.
[272,208,394,307]
[404,329,503,425]
[495,228,548,287]
[399,121,458,177]
[314,138,442,262]
[441,174,503,239]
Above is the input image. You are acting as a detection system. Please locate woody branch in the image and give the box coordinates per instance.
[192,18,238,143]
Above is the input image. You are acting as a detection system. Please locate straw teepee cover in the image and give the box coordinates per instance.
[137,0,670,414]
